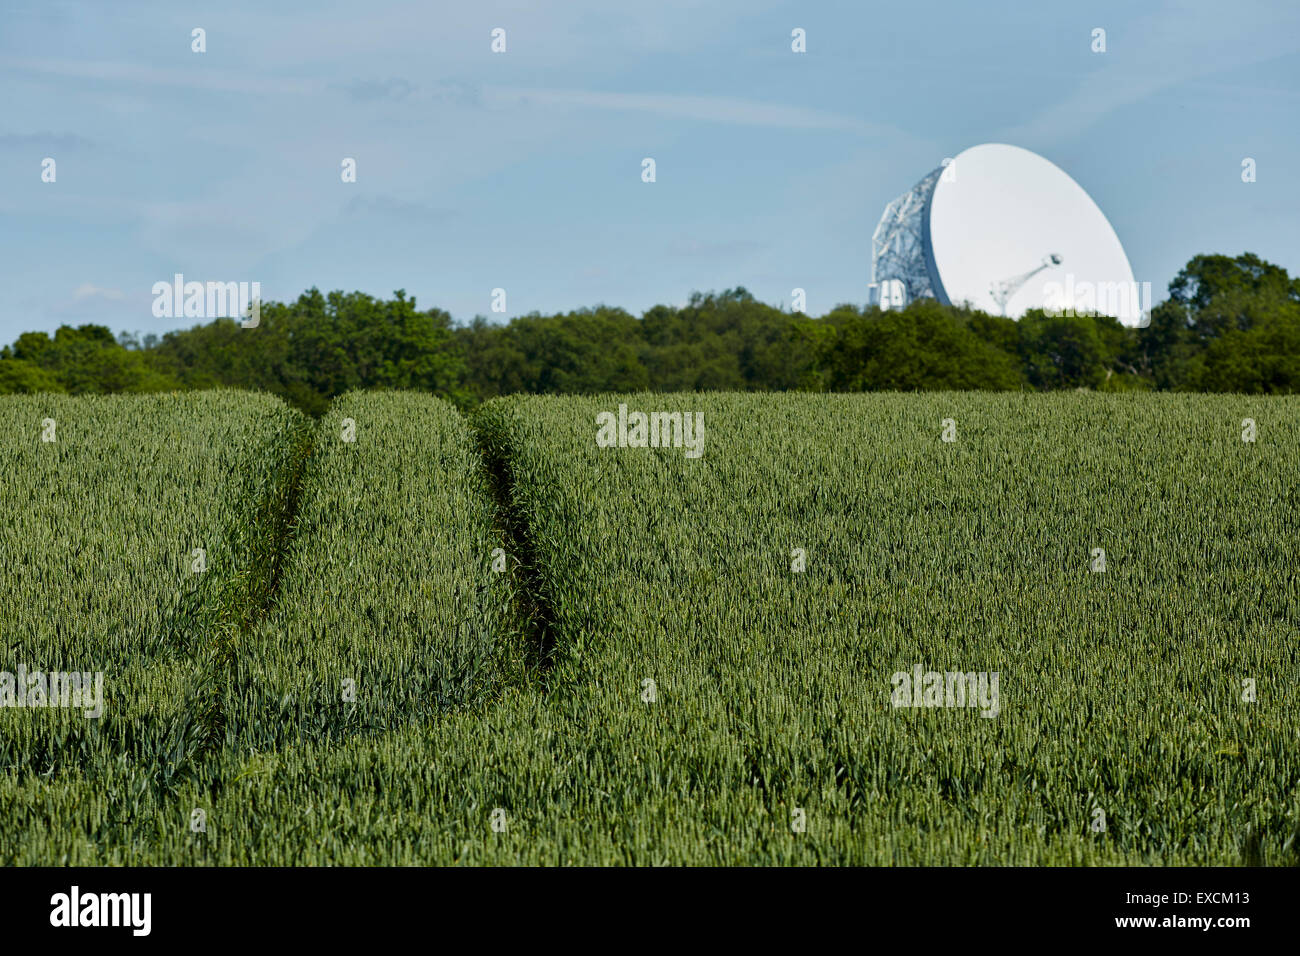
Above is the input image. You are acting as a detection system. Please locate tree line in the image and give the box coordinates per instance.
[3,253,1297,415]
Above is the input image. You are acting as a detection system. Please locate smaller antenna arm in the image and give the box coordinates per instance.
[989,253,1062,315]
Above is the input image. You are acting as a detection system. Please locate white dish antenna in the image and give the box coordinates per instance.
[870,144,1144,326]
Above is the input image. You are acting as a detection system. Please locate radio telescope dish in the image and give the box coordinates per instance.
[870,144,1144,326]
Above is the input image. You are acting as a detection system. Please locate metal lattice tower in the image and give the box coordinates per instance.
[870,164,944,305]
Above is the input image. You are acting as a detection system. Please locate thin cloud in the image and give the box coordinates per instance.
[0,131,94,150]
[666,237,766,258]
[50,285,136,319]
[72,284,126,301]
[342,195,458,223]
[486,87,877,133]
[0,56,322,96]
[343,77,415,102]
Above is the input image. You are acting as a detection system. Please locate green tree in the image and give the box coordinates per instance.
[811,300,1022,391]
[1017,310,1113,389]
[2,324,178,394]
[0,358,65,394]
[1140,253,1300,392]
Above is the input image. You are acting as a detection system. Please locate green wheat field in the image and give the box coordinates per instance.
[1,390,1297,864]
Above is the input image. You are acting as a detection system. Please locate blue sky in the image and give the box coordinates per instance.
[1,0,1297,343]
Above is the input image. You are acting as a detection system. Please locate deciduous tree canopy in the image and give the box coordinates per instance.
[3,254,1296,412]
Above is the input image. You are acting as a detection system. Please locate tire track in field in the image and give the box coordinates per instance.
[158,419,316,797]
[471,404,561,681]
